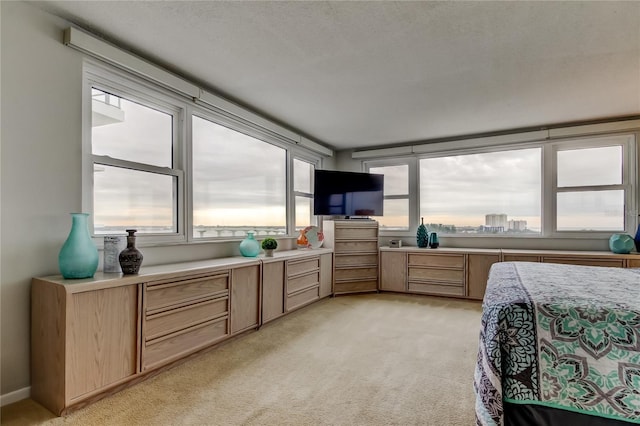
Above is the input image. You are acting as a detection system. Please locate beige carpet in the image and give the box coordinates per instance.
[2,293,482,425]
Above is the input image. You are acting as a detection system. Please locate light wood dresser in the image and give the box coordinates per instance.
[322,220,379,295]
[380,247,640,301]
[261,250,333,324]
[32,250,331,415]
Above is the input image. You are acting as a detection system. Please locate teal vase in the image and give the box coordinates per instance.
[239,231,260,257]
[609,233,634,254]
[58,213,99,279]
[428,232,440,249]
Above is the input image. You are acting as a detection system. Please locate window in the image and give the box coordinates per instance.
[368,164,410,231]
[362,133,636,238]
[293,158,316,230]
[84,64,325,244]
[90,87,182,236]
[420,148,542,235]
[192,115,287,238]
[553,137,632,232]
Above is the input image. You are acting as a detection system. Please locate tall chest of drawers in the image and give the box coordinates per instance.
[322,220,379,295]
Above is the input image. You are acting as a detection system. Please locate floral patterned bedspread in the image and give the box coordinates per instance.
[474,262,640,425]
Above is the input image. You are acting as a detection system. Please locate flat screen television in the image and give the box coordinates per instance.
[314,170,384,217]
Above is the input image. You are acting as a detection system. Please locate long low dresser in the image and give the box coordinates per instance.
[380,247,640,301]
[32,249,332,416]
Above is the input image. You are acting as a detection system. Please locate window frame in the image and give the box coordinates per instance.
[547,134,636,237]
[417,143,544,238]
[292,155,320,230]
[189,108,290,240]
[83,62,186,244]
[365,158,417,232]
[362,133,638,239]
[83,61,325,246]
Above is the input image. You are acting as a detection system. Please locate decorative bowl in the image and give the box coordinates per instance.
[297,226,324,249]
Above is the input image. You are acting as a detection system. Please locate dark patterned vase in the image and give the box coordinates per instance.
[634,224,640,253]
[119,229,143,274]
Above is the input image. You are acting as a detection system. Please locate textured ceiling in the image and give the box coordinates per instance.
[32,1,640,150]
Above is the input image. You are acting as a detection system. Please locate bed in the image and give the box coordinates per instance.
[474,261,640,426]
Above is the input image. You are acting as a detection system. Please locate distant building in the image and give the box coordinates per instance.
[508,219,527,231]
[485,214,507,232]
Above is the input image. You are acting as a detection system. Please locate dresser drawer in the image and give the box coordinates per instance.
[287,271,319,294]
[146,274,229,312]
[408,281,464,297]
[287,258,319,277]
[542,257,624,268]
[334,253,378,267]
[142,317,228,371]
[335,267,378,281]
[408,267,464,283]
[503,255,541,262]
[144,296,228,342]
[286,286,319,312]
[334,279,378,294]
[335,227,378,239]
[335,240,378,253]
[408,254,464,268]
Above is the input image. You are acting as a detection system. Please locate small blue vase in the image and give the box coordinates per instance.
[58,213,99,279]
[239,231,260,257]
[428,232,440,249]
[634,225,640,253]
[609,233,635,254]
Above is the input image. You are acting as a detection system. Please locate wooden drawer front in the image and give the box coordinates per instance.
[335,240,378,253]
[286,286,319,312]
[142,318,228,371]
[334,254,378,267]
[336,227,378,239]
[335,267,378,281]
[542,257,624,268]
[628,259,640,268]
[503,255,541,262]
[334,279,378,294]
[408,267,464,283]
[287,258,319,277]
[144,297,228,342]
[408,281,465,297]
[408,253,464,268]
[146,274,229,312]
[287,271,319,295]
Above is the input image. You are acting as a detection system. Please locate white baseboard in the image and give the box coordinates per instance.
[1,386,30,406]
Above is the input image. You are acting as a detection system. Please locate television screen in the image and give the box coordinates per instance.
[314,170,384,217]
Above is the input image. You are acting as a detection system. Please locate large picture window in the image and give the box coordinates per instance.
[192,115,286,238]
[419,148,542,235]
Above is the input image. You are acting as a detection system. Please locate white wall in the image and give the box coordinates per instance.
[2,1,83,398]
[0,1,319,400]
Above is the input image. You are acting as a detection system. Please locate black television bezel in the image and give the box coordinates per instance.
[313,169,384,217]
